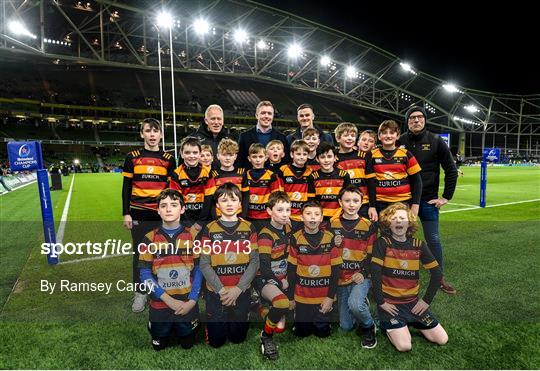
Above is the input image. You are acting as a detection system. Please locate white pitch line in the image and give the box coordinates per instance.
[58,253,129,265]
[0,180,37,196]
[56,175,75,244]
[441,198,540,213]
[449,202,479,207]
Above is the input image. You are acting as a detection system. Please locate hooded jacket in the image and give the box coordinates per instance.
[399,106,458,201]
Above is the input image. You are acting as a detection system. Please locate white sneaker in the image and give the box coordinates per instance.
[132,292,147,313]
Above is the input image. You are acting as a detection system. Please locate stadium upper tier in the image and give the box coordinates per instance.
[0,61,384,126]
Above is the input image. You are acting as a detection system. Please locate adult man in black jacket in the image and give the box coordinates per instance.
[400,106,458,295]
[192,104,234,157]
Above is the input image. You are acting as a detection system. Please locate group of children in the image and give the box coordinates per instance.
[123,117,448,358]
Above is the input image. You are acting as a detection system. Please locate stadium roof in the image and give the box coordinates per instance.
[1,0,539,137]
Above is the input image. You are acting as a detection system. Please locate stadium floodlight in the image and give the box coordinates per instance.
[257,39,268,50]
[400,62,417,75]
[346,65,357,79]
[193,18,210,35]
[443,83,463,94]
[8,20,37,39]
[73,159,80,165]
[320,55,331,66]
[156,11,173,29]
[233,29,248,44]
[287,43,302,59]
[464,104,480,113]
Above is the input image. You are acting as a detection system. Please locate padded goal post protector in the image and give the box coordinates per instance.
[7,141,58,264]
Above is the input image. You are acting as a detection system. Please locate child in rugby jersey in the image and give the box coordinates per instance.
[202,138,249,220]
[276,139,315,230]
[200,144,214,168]
[335,123,377,220]
[358,129,377,152]
[265,140,286,172]
[246,143,283,227]
[199,183,259,348]
[308,142,351,222]
[123,118,176,313]
[331,185,377,348]
[254,191,292,360]
[139,189,202,351]
[303,127,321,171]
[370,120,422,217]
[170,137,212,229]
[371,203,447,352]
[287,200,342,338]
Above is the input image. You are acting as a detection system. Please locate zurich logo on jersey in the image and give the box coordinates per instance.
[169,270,179,279]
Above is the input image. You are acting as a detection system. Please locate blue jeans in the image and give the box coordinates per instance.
[418,200,444,271]
[336,279,374,331]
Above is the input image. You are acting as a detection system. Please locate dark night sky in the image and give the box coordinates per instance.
[256,0,538,95]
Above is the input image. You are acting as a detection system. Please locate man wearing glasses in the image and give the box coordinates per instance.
[399,106,458,295]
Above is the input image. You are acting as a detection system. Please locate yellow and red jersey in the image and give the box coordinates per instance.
[246,169,283,220]
[330,216,377,286]
[138,226,198,309]
[371,236,438,304]
[169,164,211,221]
[287,229,342,304]
[277,164,315,222]
[309,169,351,219]
[122,149,176,211]
[371,147,421,203]
[336,150,375,205]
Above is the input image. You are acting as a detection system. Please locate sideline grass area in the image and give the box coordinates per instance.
[0,168,539,369]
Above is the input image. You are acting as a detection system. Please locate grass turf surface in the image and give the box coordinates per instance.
[0,167,539,369]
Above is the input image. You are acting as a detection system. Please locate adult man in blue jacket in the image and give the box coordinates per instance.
[236,100,290,169]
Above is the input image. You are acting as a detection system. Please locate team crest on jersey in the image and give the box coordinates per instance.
[225,252,237,263]
[308,265,320,277]
[384,171,395,179]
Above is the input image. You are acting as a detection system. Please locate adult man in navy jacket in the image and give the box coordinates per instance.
[286,103,334,145]
[236,100,290,169]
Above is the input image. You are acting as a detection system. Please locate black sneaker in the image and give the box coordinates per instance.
[361,325,377,349]
[260,332,279,360]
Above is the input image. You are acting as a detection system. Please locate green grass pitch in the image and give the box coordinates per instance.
[0,167,539,369]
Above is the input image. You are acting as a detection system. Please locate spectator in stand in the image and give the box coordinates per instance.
[236,101,290,169]
[286,104,334,145]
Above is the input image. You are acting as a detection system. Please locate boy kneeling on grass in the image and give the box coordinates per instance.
[371,202,448,352]
[199,182,259,348]
[138,189,202,351]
